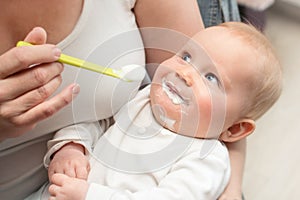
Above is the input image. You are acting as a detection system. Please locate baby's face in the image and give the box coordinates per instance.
[150,26,257,138]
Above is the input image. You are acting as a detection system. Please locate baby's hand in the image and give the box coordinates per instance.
[49,173,89,200]
[48,142,90,180]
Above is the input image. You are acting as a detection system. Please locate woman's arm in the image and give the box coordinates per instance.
[133,0,204,78]
[219,139,246,200]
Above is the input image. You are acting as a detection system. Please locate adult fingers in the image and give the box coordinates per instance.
[10,83,80,126]
[0,62,63,101]
[24,27,47,45]
[0,75,63,118]
[0,44,61,79]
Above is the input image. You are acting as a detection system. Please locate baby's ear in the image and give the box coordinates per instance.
[219,119,256,142]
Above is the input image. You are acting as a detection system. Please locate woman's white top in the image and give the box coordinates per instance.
[0,0,145,199]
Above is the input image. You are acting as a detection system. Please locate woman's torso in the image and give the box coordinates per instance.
[0,0,145,199]
[0,0,83,53]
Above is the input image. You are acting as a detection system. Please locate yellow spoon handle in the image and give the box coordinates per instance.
[16,41,125,80]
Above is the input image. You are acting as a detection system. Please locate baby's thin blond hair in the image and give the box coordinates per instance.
[220,22,282,120]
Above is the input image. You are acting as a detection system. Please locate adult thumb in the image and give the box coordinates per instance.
[24,27,47,45]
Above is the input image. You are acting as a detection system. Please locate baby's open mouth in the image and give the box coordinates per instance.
[162,78,187,105]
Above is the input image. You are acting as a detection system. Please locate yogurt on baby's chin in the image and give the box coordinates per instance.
[159,114,176,130]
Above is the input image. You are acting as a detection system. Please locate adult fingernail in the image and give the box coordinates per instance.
[53,48,61,59]
[72,83,80,95]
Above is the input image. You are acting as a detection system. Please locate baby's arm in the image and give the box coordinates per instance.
[49,141,230,200]
[219,139,246,200]
[45,120,111,180]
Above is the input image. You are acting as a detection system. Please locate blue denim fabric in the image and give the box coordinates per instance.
[197,0,241,27]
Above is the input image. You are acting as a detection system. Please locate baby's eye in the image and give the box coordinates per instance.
[182,52,192,63]
[205,73,220,85]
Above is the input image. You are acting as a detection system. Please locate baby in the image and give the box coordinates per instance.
[27,22,282,200]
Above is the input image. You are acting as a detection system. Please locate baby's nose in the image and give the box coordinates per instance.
[176,67,193,86]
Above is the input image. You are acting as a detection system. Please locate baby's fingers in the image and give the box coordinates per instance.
[76,164,90,180]
[50,173,69,186]
[48,184,60,197]
[64,168,77,178]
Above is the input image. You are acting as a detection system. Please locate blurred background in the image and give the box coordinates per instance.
[241,0,300,199]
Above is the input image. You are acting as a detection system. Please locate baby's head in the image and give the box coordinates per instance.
[217,22,282,119]
[150,22,282,142]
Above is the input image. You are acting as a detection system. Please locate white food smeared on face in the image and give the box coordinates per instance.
[162,78,186,105]
[159,114,176,129]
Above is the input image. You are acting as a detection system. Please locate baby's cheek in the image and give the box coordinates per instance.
[151,102,178,131]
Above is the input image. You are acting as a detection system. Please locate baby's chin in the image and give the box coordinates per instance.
[164,121,204,138]
[162,123,177,134]
[156,117,183,136]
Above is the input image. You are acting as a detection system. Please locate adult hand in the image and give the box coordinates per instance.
[0,27,80,141]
